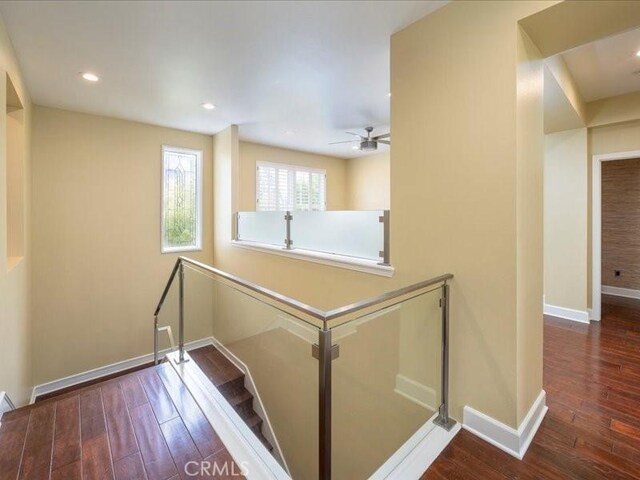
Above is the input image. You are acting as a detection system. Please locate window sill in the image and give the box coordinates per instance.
[161,246,203,254]
[231,240,395,277]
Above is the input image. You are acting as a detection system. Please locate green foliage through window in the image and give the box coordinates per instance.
[162,147,202,251]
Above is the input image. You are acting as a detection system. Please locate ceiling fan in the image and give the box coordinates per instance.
[329,126,390,151]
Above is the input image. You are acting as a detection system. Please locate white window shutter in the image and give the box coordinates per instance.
[256,161,326,212]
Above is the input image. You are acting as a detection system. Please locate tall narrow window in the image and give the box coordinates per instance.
[256,161,326,211]
[162,146,202,253]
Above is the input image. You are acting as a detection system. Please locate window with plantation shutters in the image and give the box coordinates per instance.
[256,162,326,211]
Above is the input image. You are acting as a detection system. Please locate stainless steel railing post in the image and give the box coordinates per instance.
[284,211,293,249]
[153,315,159,365]
[434,282,456,431]
[378,210,391,266]
[319,327,332,480]
[178,261,186,363]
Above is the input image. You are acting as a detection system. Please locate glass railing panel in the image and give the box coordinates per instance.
[290,210,384,261]
[237,211,286,247]
[330,286,443,479]
[182,264,319,480]
[182,263,216,347]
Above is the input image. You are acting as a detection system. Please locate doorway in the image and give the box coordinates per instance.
[592,149,640,321]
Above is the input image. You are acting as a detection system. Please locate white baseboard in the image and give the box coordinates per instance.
[394,374,437,411]
[543,304,589,324]
[370,412,460,479]
[30,337,215,404]
[0,391,15,423]
[602,285,640,300]
[167,351,289,480]
[463,390,547,460]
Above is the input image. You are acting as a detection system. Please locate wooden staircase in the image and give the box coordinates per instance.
[188,346,275,453]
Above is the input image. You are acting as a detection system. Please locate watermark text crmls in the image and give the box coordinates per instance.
[185,459,249,477]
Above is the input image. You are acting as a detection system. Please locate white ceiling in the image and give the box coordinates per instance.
[0,0,446,158]
[562,26,640,102]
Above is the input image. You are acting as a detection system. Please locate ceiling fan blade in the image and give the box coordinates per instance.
[377,140,391,145]
[346,132,365,138]
[328,140,358,145]
[374,133,390,140]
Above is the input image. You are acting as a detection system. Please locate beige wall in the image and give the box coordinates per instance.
[588,91,640,128]
[238,141,348,211]
[31,106,214,385]
[590,120,640,156]
[211,1,551,429]
[6,107,25,260]
[346,152,390,210]
[543,129,588,312]
[0,12,32,406]
[392,1,548,427]
[515,25,544,424]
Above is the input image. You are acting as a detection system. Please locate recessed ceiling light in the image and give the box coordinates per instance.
[636,50,640,57]
[202,102,216,110]
[352,145,359,150]
[388,92,392,97]
[81,72,99,82]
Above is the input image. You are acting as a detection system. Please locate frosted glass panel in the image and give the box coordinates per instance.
[237,211,285,247]
[291,210,384,261]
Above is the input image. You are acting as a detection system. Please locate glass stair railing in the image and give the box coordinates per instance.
[154,257,454,480]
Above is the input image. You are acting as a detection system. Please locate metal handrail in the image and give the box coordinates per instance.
[153,259,181,317]
[154,256,452,325]
[153,256,455,480]
[324,273,453,321]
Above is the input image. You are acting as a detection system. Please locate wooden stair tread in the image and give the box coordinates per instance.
[244,412,263,429]
[189,346,275,455]
[228,389,253,407]
[188,347,244,387]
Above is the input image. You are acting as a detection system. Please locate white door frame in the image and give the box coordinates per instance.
[592,149,640,321]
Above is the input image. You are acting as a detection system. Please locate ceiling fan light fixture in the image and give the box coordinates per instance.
[330,126,389,151]
[360,140,378,151]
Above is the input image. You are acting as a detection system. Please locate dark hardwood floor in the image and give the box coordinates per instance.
[423,295,640,479]
[0,363,241,480]
[5,294,640,479]
[34,363,154,403]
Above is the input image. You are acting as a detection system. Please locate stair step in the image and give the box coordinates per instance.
[230,391,255,418]
[228,389,253,407]
[189,346,277,455]
[189,347,244,387]
[245,412,263,431]
[218,375,246,397]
